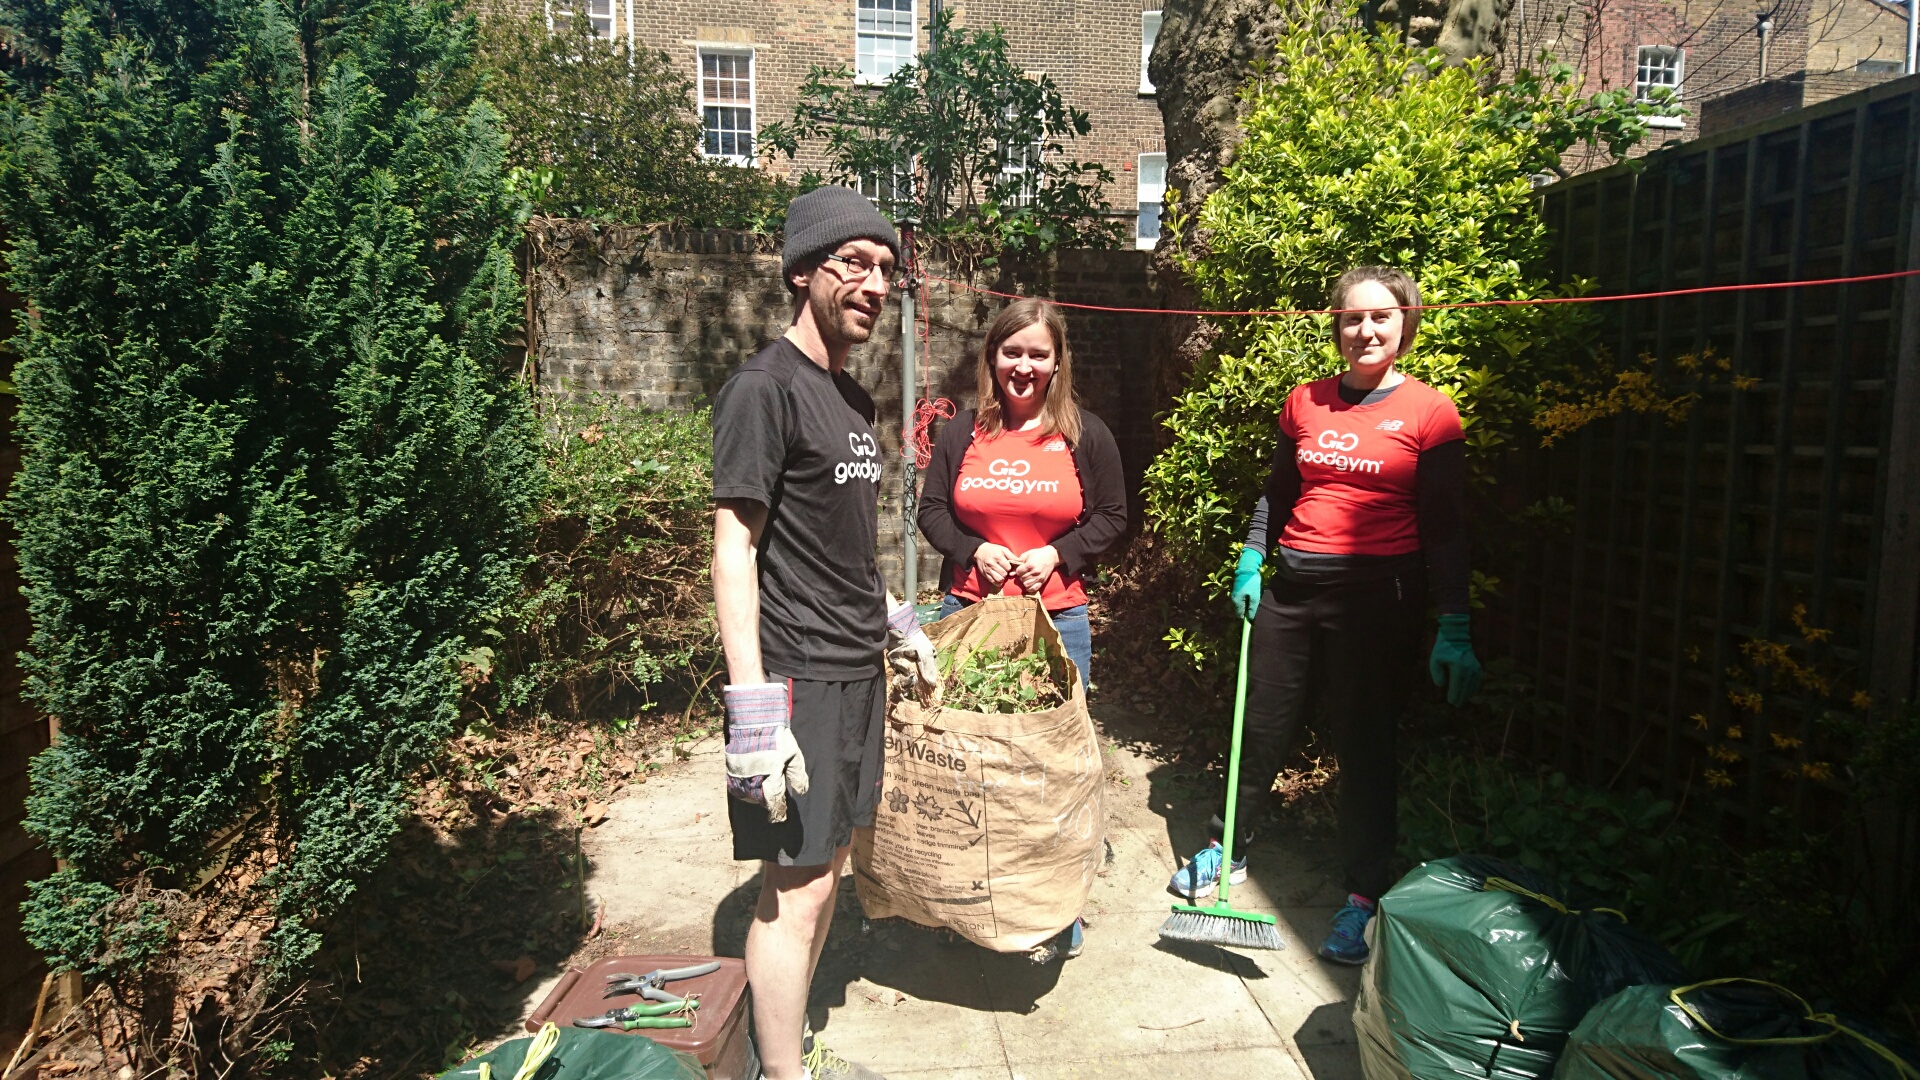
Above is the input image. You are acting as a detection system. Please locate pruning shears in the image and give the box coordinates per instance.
[574,996,700,1030]
[602,960,720,1003]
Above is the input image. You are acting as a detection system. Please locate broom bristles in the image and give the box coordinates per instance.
[1158,909,1286,951]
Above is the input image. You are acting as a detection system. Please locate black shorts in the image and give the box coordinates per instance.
[728,673,886,866]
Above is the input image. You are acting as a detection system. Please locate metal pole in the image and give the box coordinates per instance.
[901,226,919,605]
[1908,0,1917,75]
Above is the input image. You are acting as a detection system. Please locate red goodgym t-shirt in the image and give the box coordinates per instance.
[950,426,1087,609]
[1277,375,1465,557]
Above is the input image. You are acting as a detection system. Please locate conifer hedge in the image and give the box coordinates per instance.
[1,0,540,977]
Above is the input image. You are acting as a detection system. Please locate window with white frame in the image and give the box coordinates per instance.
[857,0,916,82]
[700,50,755,163]
[1141,10,1163,94]
[998,109,1043,206]
[550,0,617,40]
[1635,46,1684,128]
[1136,152,1166,250]
[859,158,916,215]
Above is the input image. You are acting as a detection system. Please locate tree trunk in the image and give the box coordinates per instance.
[1146,0,1292,407]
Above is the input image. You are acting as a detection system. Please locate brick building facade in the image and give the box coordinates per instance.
[485,0,1170,248]
[1503,0,1905,167]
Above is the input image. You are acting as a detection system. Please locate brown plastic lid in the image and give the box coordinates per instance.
[526,955,749,1066]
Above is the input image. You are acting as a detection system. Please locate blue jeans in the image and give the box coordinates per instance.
[939,594,1091,690]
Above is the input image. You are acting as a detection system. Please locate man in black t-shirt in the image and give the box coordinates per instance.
[712,187,931,1080]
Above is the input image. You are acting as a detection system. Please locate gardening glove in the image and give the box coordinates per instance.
[723,681,809,822]
[885,597,940,696]
[1231,546,1266,621]
[1428,614,1484,707]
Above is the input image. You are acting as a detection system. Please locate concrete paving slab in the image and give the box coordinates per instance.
[1294,1035,1365,1080]
[991,910,1282,1064]
[1219,917,1365,1080]
[1006,1044,1311,1080]
[585,736,733,934]
[561,706,1374,1079]
[1086,820,1181,915]
[812,957,1009,1073]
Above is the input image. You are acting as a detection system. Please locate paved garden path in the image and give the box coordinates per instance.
[523,707,1366,1080]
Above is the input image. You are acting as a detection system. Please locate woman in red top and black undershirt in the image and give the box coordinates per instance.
[1166,266,1484,966]
[917,298,1128,692]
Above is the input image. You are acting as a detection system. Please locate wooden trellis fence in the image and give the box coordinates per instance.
[1489,76,1918,892]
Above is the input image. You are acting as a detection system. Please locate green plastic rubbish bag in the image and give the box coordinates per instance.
[1553,979,1920,1080]
[437,1023,706,1080]
[1353,855,1685,1080]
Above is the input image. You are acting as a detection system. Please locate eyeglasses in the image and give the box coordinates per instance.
[821,252,902,287]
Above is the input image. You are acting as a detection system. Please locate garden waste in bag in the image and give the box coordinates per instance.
[1353,854,1685,1080]
[853,594,1104,952]
[438,1023,706,1080]
[1553,979,1920,1080]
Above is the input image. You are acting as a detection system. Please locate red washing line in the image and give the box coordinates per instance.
[920,267,1920,317]
[898,262,1920,462]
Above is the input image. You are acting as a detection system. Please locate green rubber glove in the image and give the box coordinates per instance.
[1429,614,1483,706]
[1231,546,1265,621]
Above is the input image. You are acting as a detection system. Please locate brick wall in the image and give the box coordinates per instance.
[1808,0,1907,74]
[1698,66,1904,133]
[948,1,1167,223]
[1504,0,1903,170]
[480,1,1167,239]
[527,222,1161,587]
[1505,0,1813,161]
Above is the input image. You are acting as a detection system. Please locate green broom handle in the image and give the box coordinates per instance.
[1216,617,1254,909]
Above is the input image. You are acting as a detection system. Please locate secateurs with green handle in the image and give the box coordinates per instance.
[575,997,700,1030]
[1158,617,1285,951]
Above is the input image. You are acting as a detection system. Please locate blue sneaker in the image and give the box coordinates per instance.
[1166,840,1248,901]
[1029,917,1086,964]
[1317,894,1375,965]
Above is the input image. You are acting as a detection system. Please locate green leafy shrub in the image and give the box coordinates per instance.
[1397,750,1914,1019]
[1399,655,1917,1031]
[761,10,1123,256]
[1144,27,1670,585]
[477,11,793,228]
[2,0,539,995]
[490,397,718,726]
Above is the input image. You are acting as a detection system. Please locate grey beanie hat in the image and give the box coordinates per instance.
[782,186,902,282]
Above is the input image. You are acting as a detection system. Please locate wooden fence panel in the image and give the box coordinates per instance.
[1493,76,1918,872]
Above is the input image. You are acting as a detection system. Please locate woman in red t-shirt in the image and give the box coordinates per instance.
[917,298,1128,692]
[1166,266,1484,967]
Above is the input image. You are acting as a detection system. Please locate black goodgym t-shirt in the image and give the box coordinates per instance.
[712,338,886,680]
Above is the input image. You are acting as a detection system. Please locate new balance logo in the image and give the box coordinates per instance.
[1375,419,1405,431]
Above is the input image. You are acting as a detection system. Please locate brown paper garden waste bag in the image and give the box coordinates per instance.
[853,594,1105,952]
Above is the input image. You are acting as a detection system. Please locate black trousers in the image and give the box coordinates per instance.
[1212,570,1424,901]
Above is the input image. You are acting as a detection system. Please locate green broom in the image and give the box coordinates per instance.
[1159,617,1285,951]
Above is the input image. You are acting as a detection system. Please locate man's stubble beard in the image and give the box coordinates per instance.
[809,284,876,350]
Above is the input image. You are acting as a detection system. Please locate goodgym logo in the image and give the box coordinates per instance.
[1298,429,1383,474]
[835,431,882,485]
[960,458,1060,495]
